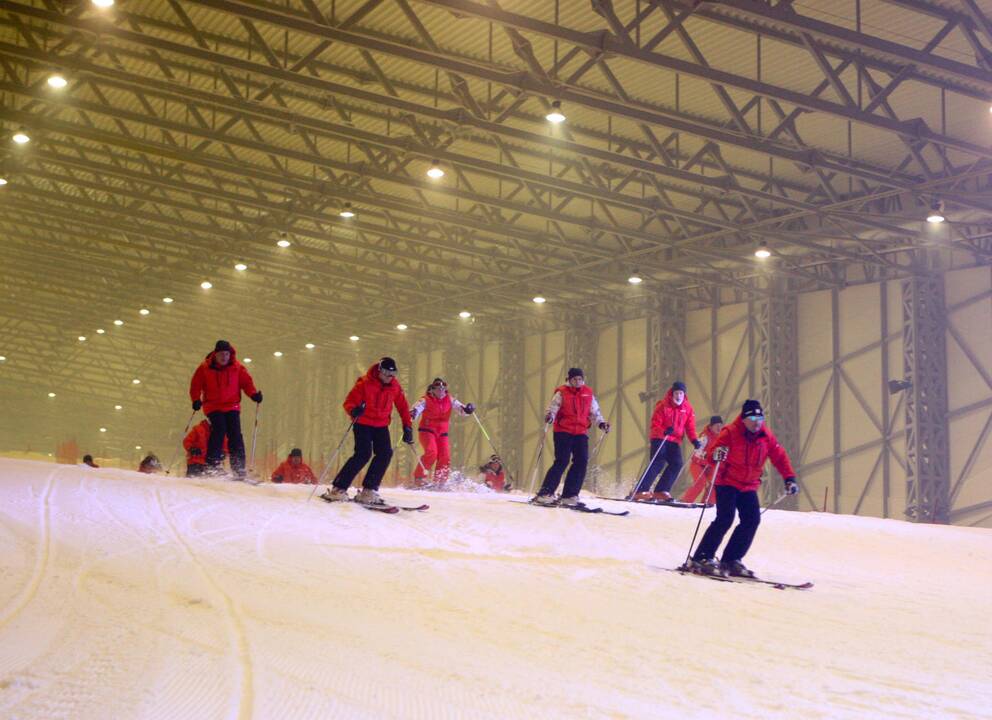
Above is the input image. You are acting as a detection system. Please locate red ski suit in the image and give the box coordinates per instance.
[189,345,259,415]
[480,460,507,491]
[411,393,467,481]
[342,364,413,429]
[183,419,228,465]
[270,455,318,484]
[706,415,796,492]
[649,388,699,443]
[681,424,720,503]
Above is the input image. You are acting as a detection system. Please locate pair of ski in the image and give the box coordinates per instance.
[319,493,429,514]
[659,564,813,590]
[596,496,709,509]
[515,499,629,516]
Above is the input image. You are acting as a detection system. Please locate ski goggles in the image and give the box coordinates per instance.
[429,378,448,389]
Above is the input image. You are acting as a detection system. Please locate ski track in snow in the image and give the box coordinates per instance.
[0,459,990,719]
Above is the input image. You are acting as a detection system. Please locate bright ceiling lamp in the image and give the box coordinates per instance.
[339,202,356,218]
[99,427,107,433]
[627,274,643,285]
[276,233,291,247]
[0,177,7,186]
[92,0,114,7]
[349,335,360,342]
[96,328,105,334]
[139,308,150,315]
[532,296,546,304]
[243,357,252,363]
[200,280,212,289]
[162,297,173,303]
[926,199,945,224]
[114,404,122,410]
[459,311,472,319]
[273,351,283,357]
[426,159,445,179]
[113,319,124,326]
[754,243,771,259]
[0,356,6,361]
[78,335,86,342]
[12,127,30,144]
[48,392,56,397]
[135,445,142,450]
[305,343,315,349]
[234,262,247,271]
[132,378,141,384]
[545,100,566,124]
[47,73,67,89]
[396,323,408,331]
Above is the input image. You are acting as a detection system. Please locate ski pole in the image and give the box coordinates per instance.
[308,419,357,502]
[165,410,198,475]
[471,413,517,488]
[247,404,261,476]
[528,422,552,494]
[683,460,722,568]
[761,492,789,516]
[628,437,668,499]
[403,441,432,481]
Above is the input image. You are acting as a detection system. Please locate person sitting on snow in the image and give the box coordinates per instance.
[271,448,318,484]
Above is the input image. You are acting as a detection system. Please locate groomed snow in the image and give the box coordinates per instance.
[0,458,989,719]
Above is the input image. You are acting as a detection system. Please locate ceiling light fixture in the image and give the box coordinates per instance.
[12,128,30,144]
[92,0,114,7]
[139,308,150,315]
[78,336,86,342]
[349,335,360,342]
[273,351,283,357]
[114,404,122,410]
[0,177,8,186]
[628,274,643,285]
[305,343,315,349]
[276,236,291,248]
[47,73,67,89]
[396,323,408,331]
[99,427,107,433]
[96,328,105,334]
[162,297,173,304]
[200,281,212,289]
[113,319,124,326]
[0,356,6,362]
[459,311,472,319]
[546,100,566,124]
[132,378,141,385]
[339,202,355,218]
[927,199,945,224]
[234,262,247,271]
[244,357,252,363]
[532,296,547,304]
[755,243,772,259]
[48,392,56,398]
[135,445,142,450]
[426,159,445,179]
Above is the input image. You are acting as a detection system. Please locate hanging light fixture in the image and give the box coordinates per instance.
[339,202,356,218]
[754,243,772,259]
[426,159,445,179]
[12,127,30,144]
[546,100,566,124]
[47,73,68,89]
[627,273,643,285]
[926,199,945,224]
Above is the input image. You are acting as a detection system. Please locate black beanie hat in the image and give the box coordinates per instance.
[671,380,687,393]
[290,448,302,458]
[379,356,398,372]
[214,340,232,353]
[742,399,764,418]
[567,367,584,379]
[710,415,723,426]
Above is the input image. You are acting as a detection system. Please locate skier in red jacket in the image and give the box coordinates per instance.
[689,399,799,578]
[320,357,413,506]
[633,381,700,501]
[533,368,610,507]
[183,418,229,477]
[409,377,475,488]
[189,340,261,479]
[679,415,724,505]
[271,448,318,484]
[479,455,509,492]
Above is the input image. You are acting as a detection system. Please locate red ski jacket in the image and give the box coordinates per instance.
[549,384,602,435]
[649,388,698,443]
[189,345,259,415]
[343,364,413,429]
[690,425,720,468]
[270,456,318,484]
[183,419,227,465]
[706,415,796,492]
[416,393,453,434]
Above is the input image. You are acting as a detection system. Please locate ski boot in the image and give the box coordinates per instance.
[320,487,350,503]
[721,560,756,578]
[686,557,725,577]
[531,493,558,506]
[652,491,673,502]
[354,488,386,506]
[631,491,655,502]
[558,495,581,508]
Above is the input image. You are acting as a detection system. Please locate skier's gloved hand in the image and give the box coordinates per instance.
[712,446,728,462]
[192,399,202,411]
[350,401,366,419]
[463,403,475,415]
[272,475,283,484]
[664,426,675,436]
[544,413,555,425]
[691,439,701,449]
[599,421,611,433]
[251,392,263,403]
[784,478,799,495]
[189,448,202,457]
[402,426,414,445]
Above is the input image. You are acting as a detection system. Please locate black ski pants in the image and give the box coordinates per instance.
[635,438,683,494]
[207,410,246,477]
[693,485,761,564]
[539,431,589,498]
[333,424,393,491]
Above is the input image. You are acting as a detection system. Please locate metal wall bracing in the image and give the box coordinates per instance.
[903,268,952,523]
[497,328,525,488]
[522,330,565,494]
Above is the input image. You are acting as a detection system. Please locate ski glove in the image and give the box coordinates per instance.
[691,439,701,449]
[192,399,202,411]
[251,392,263,403]
[189,448,202,457]
[784,478,799,495]
[402,426,414,445]
[463,403,475,415]
[664,426,675,436]
[350,401,366,419]
[599,421,611,433]
[272,475,283,484]
[712,446,729,462]
[544,413,555,425]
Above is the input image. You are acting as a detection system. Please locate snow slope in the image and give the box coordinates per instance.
[0,458,989,720]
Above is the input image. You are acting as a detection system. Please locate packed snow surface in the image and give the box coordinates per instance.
[0,459,989,719]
